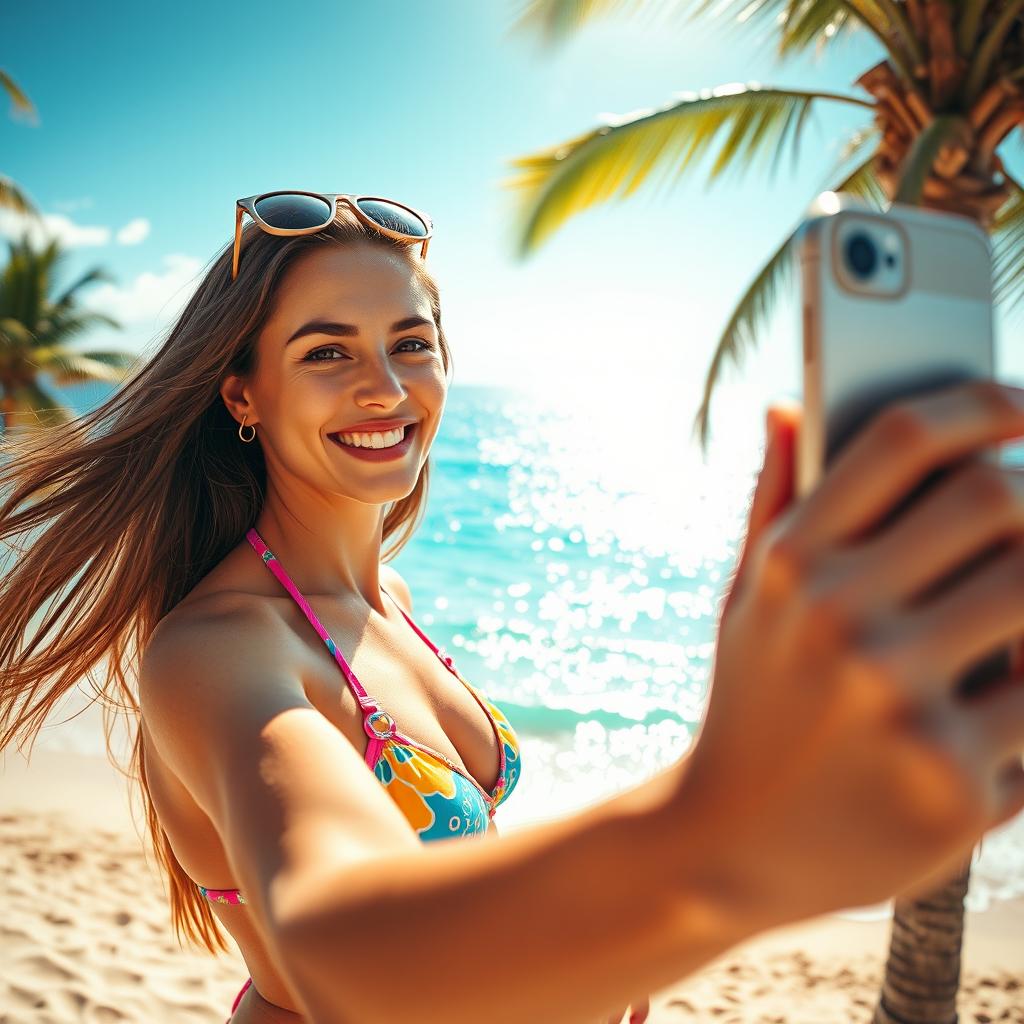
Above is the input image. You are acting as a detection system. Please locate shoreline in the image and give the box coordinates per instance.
[1,747,1020,1022]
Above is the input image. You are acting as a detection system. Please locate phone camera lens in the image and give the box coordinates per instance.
[845,231,877,279]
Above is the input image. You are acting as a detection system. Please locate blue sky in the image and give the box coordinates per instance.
[3,0,1024,446]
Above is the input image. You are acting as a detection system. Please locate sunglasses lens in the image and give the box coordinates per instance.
[356,198,430,238]
[254,193,333,229]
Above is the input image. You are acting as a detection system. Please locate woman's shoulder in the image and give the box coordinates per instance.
[379,562,413,614]
[142,590,295,721]
[146,540,293,673]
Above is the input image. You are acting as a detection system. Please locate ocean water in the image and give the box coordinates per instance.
[13,378,1024,917]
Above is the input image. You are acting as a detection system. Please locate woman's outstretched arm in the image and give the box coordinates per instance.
[277,756,763,1024]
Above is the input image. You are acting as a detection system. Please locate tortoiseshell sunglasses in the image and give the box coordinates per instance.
[231,190,433,280]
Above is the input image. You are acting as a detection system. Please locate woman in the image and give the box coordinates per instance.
[1,192,1023,1024]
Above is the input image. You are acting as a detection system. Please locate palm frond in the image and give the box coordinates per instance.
[963,0,1024,104]
[35,309,122,347]
[687,0,796,29]
[51,267,117,311]
[690,224,799,455]
[822,124,888,206]
[854,0,923,64]
[0,316,34,349]
[779,0,851,53]
[678,0,878,64]
[991,183,1024,311]
[504,84,874,257]
[24,348,137,386]
[957,0,990,57]
[0,70,37,123]
[0,175,40,217]
[777,0,906,65]
[505,0,682,47]
[832,150,888,206]
[824,123,882,183]
[5,381,73,431]
[893,114,968,205]
[0,233,131,436]
[690,150,884,455]
[506,0,922,87]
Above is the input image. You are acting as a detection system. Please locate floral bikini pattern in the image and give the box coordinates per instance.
[371,676,522,841]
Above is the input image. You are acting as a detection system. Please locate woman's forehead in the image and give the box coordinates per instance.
[268,246,430,336]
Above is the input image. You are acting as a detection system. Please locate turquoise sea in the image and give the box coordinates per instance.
[18,378,1024,916]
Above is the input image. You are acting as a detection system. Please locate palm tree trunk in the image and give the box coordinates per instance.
[871,855,973,1024]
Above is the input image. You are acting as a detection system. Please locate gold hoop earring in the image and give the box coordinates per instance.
[238,414,257,443]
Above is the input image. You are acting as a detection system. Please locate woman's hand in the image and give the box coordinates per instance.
[679,379,1024,932]
[717,403,800,624]
[602,994,649,1024]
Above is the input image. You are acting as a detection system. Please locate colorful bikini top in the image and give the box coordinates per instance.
[195,527,522,907]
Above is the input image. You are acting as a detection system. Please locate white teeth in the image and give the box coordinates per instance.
[336,426,407,449]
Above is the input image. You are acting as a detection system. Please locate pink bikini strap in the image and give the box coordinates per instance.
[245,527,400,754]
[229,976,253,1017]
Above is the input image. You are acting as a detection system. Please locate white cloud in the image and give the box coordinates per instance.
[0,209,150,249]
[116,217,150,245]
[83,253,202,325]
[0,208,113,248]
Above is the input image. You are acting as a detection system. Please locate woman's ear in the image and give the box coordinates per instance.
[219,374,255,428]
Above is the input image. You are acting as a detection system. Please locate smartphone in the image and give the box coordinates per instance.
[794,190,1008,699]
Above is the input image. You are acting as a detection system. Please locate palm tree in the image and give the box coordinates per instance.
[502,2,1021,1022]
[1,69,40,216]
[0,234,139,434]
[0,74,137,431]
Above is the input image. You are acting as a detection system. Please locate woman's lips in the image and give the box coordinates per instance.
[328,422,417,462]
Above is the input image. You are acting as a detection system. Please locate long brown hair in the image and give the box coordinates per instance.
[0,209,454,954]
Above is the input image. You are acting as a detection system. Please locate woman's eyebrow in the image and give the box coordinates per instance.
[285,315,434,346]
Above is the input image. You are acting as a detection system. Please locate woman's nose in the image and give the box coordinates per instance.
[351,357,408,404]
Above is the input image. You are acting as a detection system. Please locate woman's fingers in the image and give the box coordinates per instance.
[826,460,1024,610]
[602,995,651,1024]
[960,673,1024,767]
[720,403,800,619]
[789,378,1024,554]
[628,995,650,1023]
[894,538,1024,687]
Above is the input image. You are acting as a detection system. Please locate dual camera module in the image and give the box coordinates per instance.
[834,219,906,298]
[843,231,898,280]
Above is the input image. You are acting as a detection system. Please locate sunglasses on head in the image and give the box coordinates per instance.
[231,191,433,281]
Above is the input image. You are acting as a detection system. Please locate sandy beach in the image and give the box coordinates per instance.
[1,746,1021,1024]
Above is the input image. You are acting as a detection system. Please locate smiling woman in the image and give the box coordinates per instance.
[0,204,522,1020]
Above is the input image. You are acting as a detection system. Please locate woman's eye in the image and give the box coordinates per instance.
[304,347,346,362]
[398,338,434,353]
[304,338,432,362]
